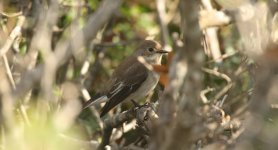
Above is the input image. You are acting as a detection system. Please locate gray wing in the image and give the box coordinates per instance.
[100,58,148,117]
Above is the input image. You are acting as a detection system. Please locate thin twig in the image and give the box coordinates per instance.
[200,87,215,104]
[156,0,171,46]
[212,82,233,103]
[13,0,123,100]
[202,68,232,82]
[216,94,228,107]
[0,16,25,57]
[223,88,253,109]
[0,15,25,89]
[206,51,238,64]
[202,68,233,102]
[99,103,156,150]
[0,11,22,17]
[2,55,16,89]
[18,105,31,126]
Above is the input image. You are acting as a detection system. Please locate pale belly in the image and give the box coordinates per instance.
[126,71,160,102]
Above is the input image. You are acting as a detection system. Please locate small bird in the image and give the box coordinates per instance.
[83,40,168,117]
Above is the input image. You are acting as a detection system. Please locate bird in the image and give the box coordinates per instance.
[83,40,168,117]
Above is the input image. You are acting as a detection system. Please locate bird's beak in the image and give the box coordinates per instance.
[156,50,169,54]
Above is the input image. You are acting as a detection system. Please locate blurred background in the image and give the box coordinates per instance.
[0,0,278,149]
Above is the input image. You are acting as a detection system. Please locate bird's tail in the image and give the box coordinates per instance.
[83,93,108,110]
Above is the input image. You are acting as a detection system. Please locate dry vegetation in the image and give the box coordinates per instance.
[1,0,278,149]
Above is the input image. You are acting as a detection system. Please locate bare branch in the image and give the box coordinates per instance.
[151,0,204,149]
[201,0,223,63]
[0,11,22,18]
[156,0,171,47]
[0,16,25,57]
[199,10,231,30]
[13,0,123,100]
[200,87,215,104]
[2,55,15,89]
[99,103,157,150]
[202,68,233,103]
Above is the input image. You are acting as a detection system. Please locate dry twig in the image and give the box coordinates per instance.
[202,68,233,103]
[99,103,157,150]
[13,0,123,100]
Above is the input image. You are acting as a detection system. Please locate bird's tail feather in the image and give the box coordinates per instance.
[83,93,108,110]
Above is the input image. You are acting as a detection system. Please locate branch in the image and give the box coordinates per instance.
[98,103,157,150]
[151,0,204,149]
[0,15,25,93]
[0,11,22,18]
[0,16,25,57]
[156,0,171,47]
[201,0,225,63]
[199,9,231,30]
[54,0,123,65]
[200,87,215,104]
[202,68,233,103]
[13,0,123,100]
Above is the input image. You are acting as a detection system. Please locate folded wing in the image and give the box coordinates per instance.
[100,57,148,117]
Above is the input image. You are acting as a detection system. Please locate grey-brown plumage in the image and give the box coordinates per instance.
[83,40,168,117]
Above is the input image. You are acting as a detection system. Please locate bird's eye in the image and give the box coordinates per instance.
[148,47,154,52]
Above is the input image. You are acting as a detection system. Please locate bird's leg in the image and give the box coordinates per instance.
[131,99,140,107]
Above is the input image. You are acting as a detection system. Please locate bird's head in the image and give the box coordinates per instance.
[134,40,168,64]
